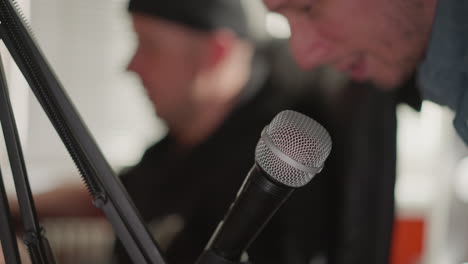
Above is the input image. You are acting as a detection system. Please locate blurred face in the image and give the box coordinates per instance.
[263,0,437,89]
[128,14,208,124]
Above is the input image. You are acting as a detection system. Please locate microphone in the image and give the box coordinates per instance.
[197,110,332,263]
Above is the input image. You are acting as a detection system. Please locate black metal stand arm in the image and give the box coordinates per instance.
[0,51,55,264]
[0,164,22,264]
[0,0,167,263]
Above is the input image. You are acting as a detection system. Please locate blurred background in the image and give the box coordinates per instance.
[0,0,467,263]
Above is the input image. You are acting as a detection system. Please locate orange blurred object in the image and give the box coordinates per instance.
[391,218,425,264]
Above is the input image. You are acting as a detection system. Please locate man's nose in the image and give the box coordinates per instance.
[288,20,331,70]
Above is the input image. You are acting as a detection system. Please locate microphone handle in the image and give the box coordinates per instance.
[210,164,294,261]
[196,250,252,264]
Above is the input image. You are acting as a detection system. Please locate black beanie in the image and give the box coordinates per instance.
[128,0,250,39]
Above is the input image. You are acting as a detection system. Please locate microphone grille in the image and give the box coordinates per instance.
[255,110,332,187]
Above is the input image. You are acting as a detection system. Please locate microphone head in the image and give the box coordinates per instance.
[255,110,332,188]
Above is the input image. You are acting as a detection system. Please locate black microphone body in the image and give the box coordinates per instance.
[211,164,294,261]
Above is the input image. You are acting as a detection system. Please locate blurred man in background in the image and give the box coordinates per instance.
[6,0,421,263]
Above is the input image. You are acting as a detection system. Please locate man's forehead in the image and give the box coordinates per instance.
[263,0,309,12]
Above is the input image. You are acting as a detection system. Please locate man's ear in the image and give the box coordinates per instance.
[203,29,236,69]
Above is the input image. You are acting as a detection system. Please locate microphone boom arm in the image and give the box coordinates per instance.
[0,0,167,263]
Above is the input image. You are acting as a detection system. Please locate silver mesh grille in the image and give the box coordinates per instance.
[255,110,332,187]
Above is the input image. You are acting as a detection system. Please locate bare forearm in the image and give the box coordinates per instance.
[10,183,103,219]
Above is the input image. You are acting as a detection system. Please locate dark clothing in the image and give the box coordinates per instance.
[114,40,420,264]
